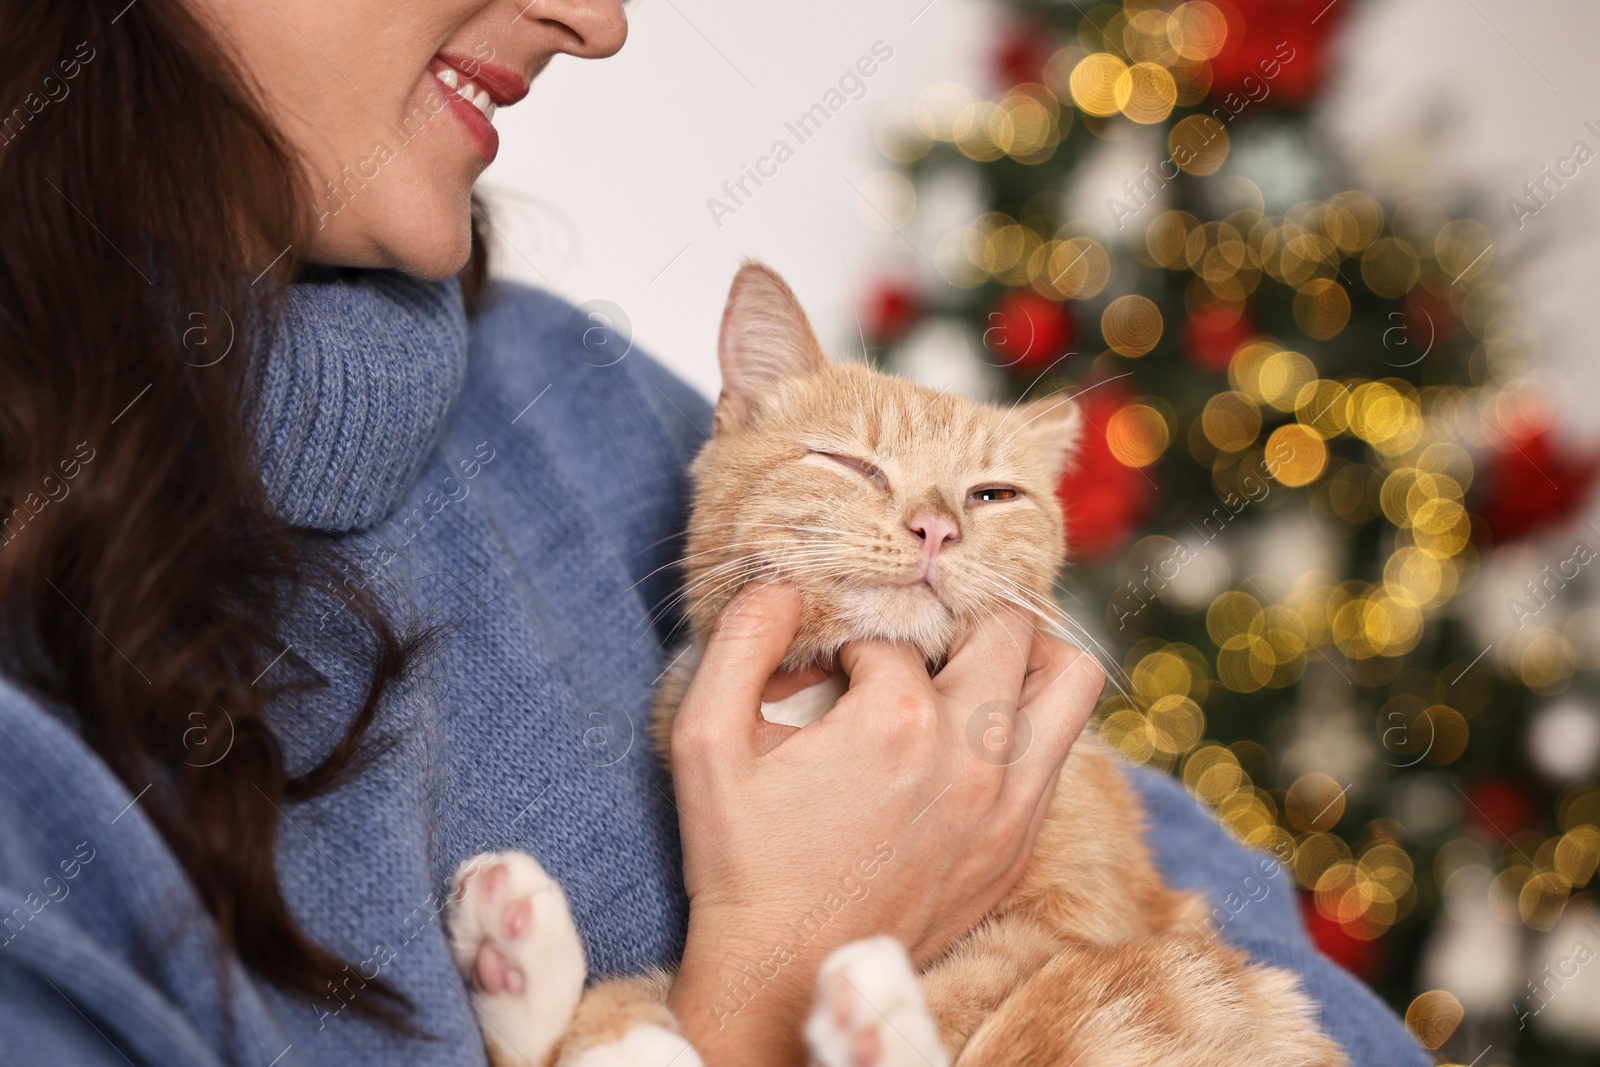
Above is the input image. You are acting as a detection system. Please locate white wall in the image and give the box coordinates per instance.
[1323,0,1600,434]
[480,0,988,399]
[485,0,1600,448]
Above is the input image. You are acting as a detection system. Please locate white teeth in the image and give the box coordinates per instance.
[436,67,496,121]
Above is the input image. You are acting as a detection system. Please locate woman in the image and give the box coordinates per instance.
[0,2,1423,1065]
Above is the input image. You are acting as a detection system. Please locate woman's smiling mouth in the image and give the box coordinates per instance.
[426,54,530,161]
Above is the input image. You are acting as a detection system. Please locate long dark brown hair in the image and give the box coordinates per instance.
[0,0,487,1020]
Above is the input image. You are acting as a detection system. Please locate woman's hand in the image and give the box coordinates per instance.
[664,582,1104,1066]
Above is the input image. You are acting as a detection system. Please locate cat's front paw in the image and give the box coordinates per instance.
[565,1024,702,1067]
[447,851,587,1067]
[806,937,948,1067]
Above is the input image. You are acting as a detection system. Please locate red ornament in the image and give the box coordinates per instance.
[1208,0,1343,108]
[862,277,919,342]
[1300,893,1382,980]
[1463,778,1537,841]
[1182,306,1254,372]
[984,290,1076,372]
[1056,386,1157,561]
[1401,288,1456,348]
[991,22,1054,88]
[1479,428,1600,544]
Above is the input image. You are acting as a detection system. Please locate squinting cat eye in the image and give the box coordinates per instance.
[812,450,889,491]
[969,487,1019,503]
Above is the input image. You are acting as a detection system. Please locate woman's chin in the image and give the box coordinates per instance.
[308,200,475,280]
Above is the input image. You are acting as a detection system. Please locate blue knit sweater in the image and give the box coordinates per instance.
[0,272,1426,1066]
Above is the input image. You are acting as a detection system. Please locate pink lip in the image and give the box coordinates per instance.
[428,66,499,162]
[434,51,530,106]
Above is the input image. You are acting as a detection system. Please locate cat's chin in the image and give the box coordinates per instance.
[779,583,963,671]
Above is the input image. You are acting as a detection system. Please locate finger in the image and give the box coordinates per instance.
[677,582,803,758]
[932,604,1035,712]
[1019,630,1091,705]
[762,661,835,703]
[835,639,931,702]
[1012,765,1057,879]
[1010,637,1104,791]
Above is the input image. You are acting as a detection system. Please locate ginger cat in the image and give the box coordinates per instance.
[445,264,1347,1067]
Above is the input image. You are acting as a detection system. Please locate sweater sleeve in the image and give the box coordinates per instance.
[0,958,163,1067]
[1123,765,1430,1067]
[625,348,715,463]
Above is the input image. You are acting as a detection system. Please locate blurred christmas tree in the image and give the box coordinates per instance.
[858,2,1600,1062]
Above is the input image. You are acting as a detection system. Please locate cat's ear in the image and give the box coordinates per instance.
[1010,392,1082,478]
[715,262,828,433]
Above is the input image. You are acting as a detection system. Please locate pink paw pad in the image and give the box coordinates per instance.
[474,941,523,995]
[852,1026,882,1067]
[502,897,532,938]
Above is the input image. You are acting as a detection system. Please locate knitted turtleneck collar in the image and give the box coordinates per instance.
[254,268,469,531]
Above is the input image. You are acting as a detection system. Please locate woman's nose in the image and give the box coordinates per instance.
[524,0,628,60]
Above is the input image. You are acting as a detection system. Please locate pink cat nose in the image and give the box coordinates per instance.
[908,513,961,556]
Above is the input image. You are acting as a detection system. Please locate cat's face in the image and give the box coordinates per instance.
[682,264,1081,669]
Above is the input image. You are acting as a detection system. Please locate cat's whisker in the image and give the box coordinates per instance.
[689,520,863,541]
[619,537,853,600]
[1002,352,1087,420]
[841,364,872,441]
[658,554,859,644]
[976,572,1141,709]
[638,548,864,637]
[999,370,1135,449]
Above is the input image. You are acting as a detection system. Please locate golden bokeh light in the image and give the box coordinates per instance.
[1042,236,1112,299]
[1123,7,1179,66]
[1406,991,1464,1051]
[1114,62,1178,124]
[1554,826,1600,884]
[1435,218,1494,285]
[1324,191,1385,253]
[1000,87,1061,162]
[1169,115,1229,176]
[1294,278,1352,340]
[1147,693,1206,755]
[1069,52,1128,117]
[1257,349,1317,411]
[1265,424,1327,487]
[1361,237,1421,299]
[1206,590,1261,645]
[952,101,1010,162]
[1287,773,1347,832]
[1102,294,1164,356]
[1227,340,1279,405]
[1147,209,1198,268]
[1348,381,1423,455]
[1107,403,1171,468]
[1518,869,1570,930]
[1201,390,1261,452]
[1169,1,1229,60]
[1294,831,1353,888]
[1295,378,1353,437]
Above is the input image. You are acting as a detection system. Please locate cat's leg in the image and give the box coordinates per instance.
[555,971,702,1067]
[955,935,1347,1067]
[910,913,1064,1062]
[805,937,949,1067]
[447,851,588,1067]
